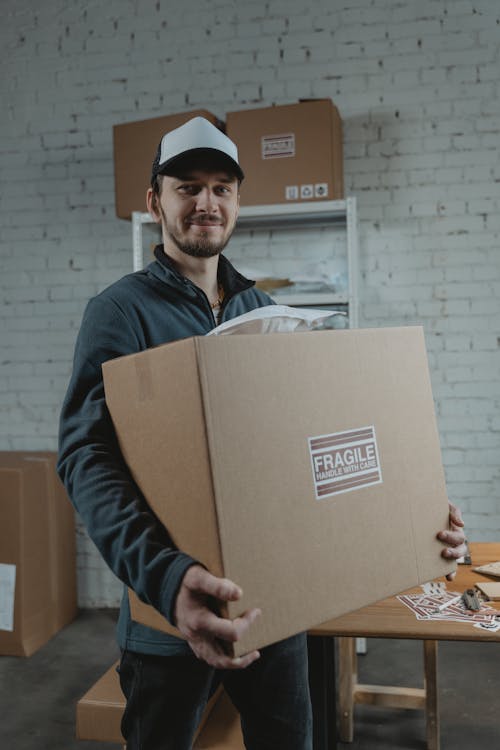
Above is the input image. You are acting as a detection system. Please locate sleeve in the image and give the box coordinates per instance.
[57,293,198,626]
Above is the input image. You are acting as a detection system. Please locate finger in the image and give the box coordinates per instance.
[448,502,464,528]
[441,541,468,560]
[231,608,262,641]
[437,528,466,547]
[197,607,261,643]
[206,647,261,670]
[190,638,260,670]
[445,571,457,581]
[187,568,243,602]
[190,636,229,665]
[226,650,261,670]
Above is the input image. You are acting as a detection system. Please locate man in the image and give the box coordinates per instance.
[58,117,466,750]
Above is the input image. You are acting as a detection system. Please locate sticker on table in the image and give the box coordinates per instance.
[309,425,382,500]
[0,563,16,632]
[474,619,500,632]
[397,591,498,625]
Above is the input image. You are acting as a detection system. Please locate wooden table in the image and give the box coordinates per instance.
[308,542,500,750]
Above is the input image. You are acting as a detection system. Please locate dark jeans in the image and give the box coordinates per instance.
[118,633,312,750]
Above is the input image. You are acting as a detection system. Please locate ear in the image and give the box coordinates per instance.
[146,188,162,224]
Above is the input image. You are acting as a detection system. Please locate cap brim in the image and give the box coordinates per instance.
[156,148,244,182]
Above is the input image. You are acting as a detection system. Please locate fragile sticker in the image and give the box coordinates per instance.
[261,133,295,159]
[309,426,382,500]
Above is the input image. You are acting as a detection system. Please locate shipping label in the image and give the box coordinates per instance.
[309,425,382,500]
[261,132,295,159]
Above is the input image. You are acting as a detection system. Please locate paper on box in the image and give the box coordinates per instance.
[0,564,16,632]
[207,304,345,335]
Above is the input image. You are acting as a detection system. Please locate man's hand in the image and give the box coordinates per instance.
[437,502,467,581]
[173,565,261,669]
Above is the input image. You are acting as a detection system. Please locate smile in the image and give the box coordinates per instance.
[186,213,224,226]
[187,221,224,229]
[189,221,222,225]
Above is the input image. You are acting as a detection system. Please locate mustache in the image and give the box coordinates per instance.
[187,213,223,225]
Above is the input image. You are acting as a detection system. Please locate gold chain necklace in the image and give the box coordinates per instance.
[210,283,224,309]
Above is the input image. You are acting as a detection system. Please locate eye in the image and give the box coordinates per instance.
[177,184,199,195]
[215,185,231,195]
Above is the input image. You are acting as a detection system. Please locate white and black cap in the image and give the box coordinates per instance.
[151,116,244,185]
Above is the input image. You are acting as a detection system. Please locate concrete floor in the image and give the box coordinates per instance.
[1,608,499,750]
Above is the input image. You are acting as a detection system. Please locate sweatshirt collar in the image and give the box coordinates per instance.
[151,244,255,297]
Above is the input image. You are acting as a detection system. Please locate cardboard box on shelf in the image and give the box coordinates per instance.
[102,326,454,657]
[226,99,344,206]
[0,452,77,657]
[113,109,222,219]
[76,661,243,747]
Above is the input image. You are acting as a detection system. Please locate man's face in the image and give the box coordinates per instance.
[153,169,240,260]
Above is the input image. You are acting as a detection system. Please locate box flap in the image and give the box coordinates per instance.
[103,338,224,577]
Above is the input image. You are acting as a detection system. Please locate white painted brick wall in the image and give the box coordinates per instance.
[1,0,499,606]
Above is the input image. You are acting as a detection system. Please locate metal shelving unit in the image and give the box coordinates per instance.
[131,196,359,327]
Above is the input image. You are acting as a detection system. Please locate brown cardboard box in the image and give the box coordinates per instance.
[226,99,344,205]
[113,110,222,219]
[194,691,244,749]
[0,452,77,656]
[76,662,124,744]
[76,661,243,747]
[102,327,454,657]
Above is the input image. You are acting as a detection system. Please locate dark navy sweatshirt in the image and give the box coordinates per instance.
[57,246,273,655]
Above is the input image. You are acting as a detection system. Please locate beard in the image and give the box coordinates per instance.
[161,207,236,259]
[166,227,230,258]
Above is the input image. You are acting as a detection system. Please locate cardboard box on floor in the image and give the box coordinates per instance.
[226,99,344,205]
[76,662,124,744]
[113,109,222,219]
[0,452,77,657]
[76,661,243,747]
[102,327,454,657]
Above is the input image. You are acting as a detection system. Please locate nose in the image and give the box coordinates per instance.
[195,187,218,214]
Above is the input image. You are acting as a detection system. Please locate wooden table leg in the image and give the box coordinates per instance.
[338,636,356,742]
[424,640,439,750]
[337,637,438,749]
[307,635,337,750]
